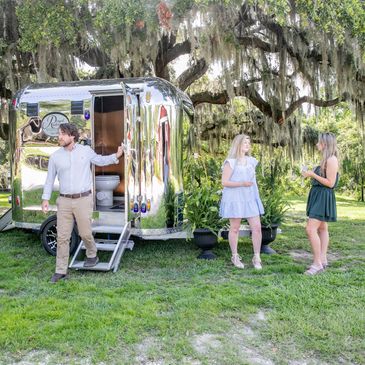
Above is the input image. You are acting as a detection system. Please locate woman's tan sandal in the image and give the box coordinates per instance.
[231,254,244,269]
[252,255,262,270]
[304,265,324,275]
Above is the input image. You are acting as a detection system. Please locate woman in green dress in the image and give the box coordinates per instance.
[302,132,339,275]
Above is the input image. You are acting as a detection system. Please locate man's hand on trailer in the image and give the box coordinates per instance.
[116,143,125,159]
[42,200,49,213]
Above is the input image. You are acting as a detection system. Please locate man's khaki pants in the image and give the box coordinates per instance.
[56,195,97,274]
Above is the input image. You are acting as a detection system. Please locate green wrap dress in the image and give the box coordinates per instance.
[306,166,339,222]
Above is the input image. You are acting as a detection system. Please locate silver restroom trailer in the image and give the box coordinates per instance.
[0,77,194,271]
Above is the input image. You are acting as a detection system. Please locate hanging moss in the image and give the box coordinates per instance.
[0,0,363,157]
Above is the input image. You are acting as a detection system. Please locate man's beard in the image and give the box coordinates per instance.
[60,140,73,148]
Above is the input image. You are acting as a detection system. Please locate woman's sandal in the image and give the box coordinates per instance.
[252,255,262,270]
[304,264,324,275]
[231,254,244,269]
[306,262,328,270]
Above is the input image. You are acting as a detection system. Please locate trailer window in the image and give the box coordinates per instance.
[26,103,39,117]
[71,100,84,115]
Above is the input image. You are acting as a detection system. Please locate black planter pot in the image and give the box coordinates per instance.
[261,224,278,254]
[166,219,174,228]
[193,228,217,259]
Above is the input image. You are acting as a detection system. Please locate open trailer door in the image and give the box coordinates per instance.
[69,84,134,272]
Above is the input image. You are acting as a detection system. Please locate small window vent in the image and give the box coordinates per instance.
[26,103,39,117]
[71,100,84,115]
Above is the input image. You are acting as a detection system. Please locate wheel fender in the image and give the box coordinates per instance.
[39,215,57,235]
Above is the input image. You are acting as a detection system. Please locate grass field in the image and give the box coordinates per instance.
[0,193,364,365]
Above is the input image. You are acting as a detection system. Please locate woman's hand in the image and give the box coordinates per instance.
[221,162,254,188]
[302,170,314,178]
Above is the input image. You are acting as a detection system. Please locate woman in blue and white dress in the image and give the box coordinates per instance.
[220,134,264,269]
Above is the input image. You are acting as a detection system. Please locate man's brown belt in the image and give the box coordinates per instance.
[59,190,92,199]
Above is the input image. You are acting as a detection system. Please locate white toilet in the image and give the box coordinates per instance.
[95,175,120,207]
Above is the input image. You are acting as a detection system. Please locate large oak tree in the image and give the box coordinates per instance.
[0,0,364,140]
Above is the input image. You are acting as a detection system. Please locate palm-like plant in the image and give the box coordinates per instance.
[184,155,224,237]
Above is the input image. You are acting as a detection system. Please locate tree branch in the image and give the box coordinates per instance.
[155,34,191,79]
[78,46,110,68]
[191,86,345,124]
[177,58,208,91]
[191,90,229,106]
[165,39,191,64]
[284,95,347,119]
[235,3,321,86]
[235,36,279,52]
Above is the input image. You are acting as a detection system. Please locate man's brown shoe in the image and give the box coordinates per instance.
[83,256,99,267]
[50,273,68,283]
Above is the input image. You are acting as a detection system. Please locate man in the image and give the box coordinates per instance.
[41,123,124,283]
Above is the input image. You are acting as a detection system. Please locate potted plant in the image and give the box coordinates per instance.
[259,186,290,254]
[184,155,224,259]
[255,154,291,254]
[184,183,223,259]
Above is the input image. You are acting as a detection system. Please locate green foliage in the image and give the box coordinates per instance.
[16,1,78,51]
[184,154,224,235]
[163,181,177,226]
[93,0,160,47]
[259,185,290,227]
[257,152,291,227]
[303,104,365,201]
[252,0,365,46]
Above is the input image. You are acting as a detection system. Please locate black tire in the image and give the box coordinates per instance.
[40,217,80,256]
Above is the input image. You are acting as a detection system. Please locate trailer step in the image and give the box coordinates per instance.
[92,225,123,234]
[70,261,112,271]
[80,240,134,252]
[83,243,117,251]
[69,222,133,272]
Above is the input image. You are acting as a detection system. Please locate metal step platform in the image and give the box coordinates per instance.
[69,221,134,272]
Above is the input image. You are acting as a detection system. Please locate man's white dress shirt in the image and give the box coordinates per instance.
[42,144,119,200]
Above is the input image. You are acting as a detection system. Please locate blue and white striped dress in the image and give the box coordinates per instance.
[219,157,264,219]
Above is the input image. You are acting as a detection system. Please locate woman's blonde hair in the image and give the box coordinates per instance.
[319,132,339,175]
[227,134,251,159]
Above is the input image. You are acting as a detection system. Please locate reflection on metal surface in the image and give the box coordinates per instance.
[25,155,49,171]
[131,227,186,240]
[158,105,171,187]
[10,77,194,237]
[145,91,151,103]
[15,222,42,230]
[42,112,69,136]
[21,117,42,143]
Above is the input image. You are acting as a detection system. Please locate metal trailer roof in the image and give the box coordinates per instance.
[15,77,194,114]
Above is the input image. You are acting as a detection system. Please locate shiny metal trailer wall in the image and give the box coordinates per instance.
[9,77,193,237]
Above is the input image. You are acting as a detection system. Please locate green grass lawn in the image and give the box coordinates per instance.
[0,195,364,364]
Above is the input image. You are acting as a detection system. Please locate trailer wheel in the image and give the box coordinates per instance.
[41,217,80,256]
